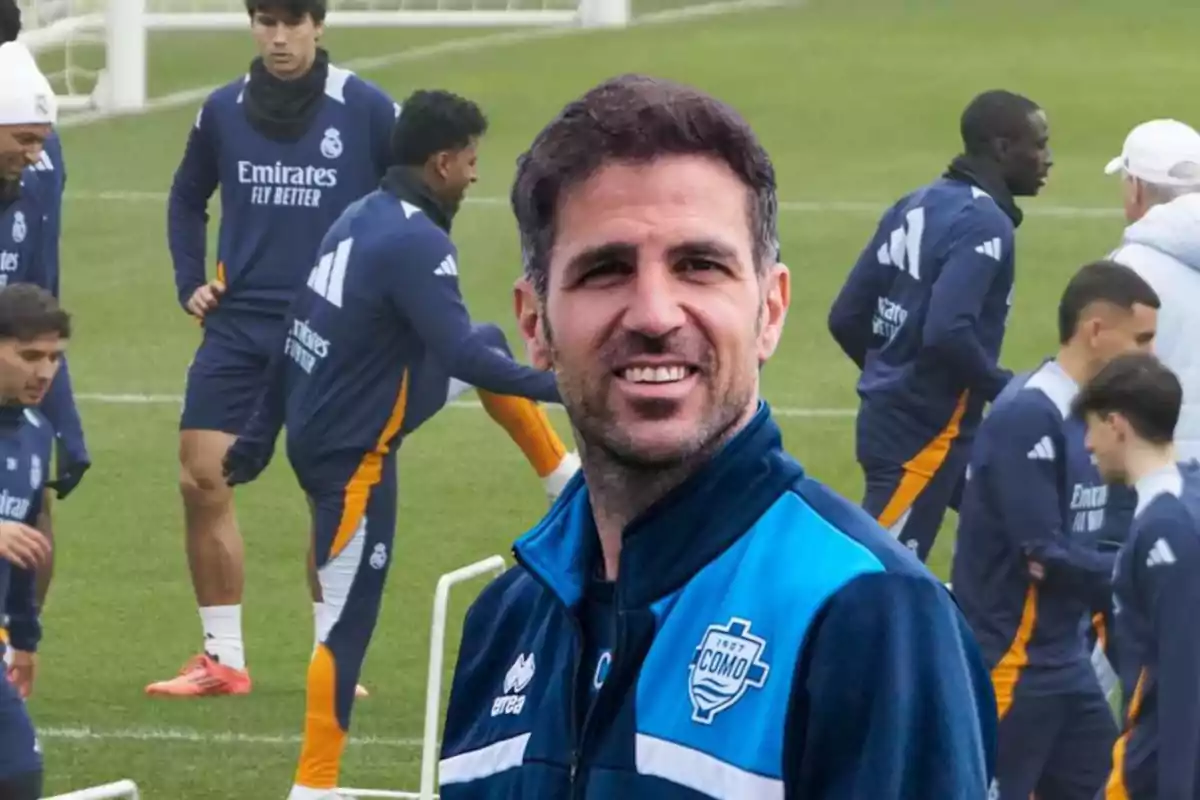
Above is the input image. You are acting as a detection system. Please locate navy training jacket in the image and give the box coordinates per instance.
[439,402,997,799]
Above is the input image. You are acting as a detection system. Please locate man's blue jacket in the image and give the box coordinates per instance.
[439,402,997,798]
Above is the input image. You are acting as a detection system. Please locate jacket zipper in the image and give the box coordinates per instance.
[511,550,588,795]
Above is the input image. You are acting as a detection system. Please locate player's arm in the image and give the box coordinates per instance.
[367,86,401,178]
[827,231,889,370]
[224,316,290,486]
[1142,513,1200,800]
[921,210,1014,401]
[3,488,49,652]
[167,101,221,313]
[785,573,995,797]
[387,231,561,404]
[986,401,1113,601]
[20,208,90,497]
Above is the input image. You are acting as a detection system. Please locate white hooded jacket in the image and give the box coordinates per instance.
[1110,193,1200,462]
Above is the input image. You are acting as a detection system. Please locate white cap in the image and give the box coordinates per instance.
[0,41,57,127]
[1105,119,1200,186]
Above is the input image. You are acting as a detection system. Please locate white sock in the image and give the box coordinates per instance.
[543,451,582,500]
[199,605,245,670]
[287,785,341,800]
[312,601,327,653]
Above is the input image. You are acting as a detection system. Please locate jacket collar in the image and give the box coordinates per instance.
[943,154,1023,228]
[512,401,804,610]
[380,166,454,233]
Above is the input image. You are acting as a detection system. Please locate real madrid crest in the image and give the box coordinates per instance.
[687,617,770,724]
[12,211,26,244]
[30,454,41,490]
[320,127,343,160]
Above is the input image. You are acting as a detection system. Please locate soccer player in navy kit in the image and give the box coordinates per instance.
[0,283,69,800]
[156,0,578,698]
[223,90,564,800]
[1076,353,1200,800]
[0,34,86,636]
[952,261,1160,800]
[828,90,1052,561]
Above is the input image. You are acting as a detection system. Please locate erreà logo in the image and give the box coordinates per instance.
[687,617,769,724]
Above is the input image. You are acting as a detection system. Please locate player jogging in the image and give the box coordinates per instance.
[828,89,1051,561]
[223,90,564,800]
[0,35,86,628]
[0,284,70,800]
[153,0,577,698]
[952,261,1159,799]
[1076,352,1200,800]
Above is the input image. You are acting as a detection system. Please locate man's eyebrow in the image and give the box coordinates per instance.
[667,240,740,262]
[564,242,639,276]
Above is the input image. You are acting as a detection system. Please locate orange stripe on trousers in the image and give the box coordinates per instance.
[329,371,409,559]
[876,391,969,529]
[990,584,1039,719]
[1105,669,1147,800]
[295,371,409,790]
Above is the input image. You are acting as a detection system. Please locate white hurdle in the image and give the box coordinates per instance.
[337,554,508,800]
[45,779,140,799]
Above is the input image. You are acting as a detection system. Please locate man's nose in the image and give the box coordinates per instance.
[623,263,686,337]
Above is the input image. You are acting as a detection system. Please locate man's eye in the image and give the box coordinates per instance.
[680,258,725,274]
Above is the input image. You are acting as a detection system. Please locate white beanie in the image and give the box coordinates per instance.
[0,41,57,126]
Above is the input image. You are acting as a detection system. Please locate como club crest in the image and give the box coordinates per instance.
[687,617,769,724]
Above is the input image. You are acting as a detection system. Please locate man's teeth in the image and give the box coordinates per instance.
[622,366,689,384]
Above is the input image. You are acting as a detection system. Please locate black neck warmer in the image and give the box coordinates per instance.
[242,48,330,142]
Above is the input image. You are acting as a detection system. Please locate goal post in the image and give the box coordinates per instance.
[18,0,629,114]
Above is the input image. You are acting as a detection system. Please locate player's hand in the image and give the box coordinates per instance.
[186,279,225,320]
[223,437,272,487]
[0,522,50,570]
[6,650,36,699]
[48,457,90,499]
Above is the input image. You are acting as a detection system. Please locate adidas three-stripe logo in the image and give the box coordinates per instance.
[1027,436,1055,461]
[434,255,458,277]
[975,237,1002,261]
[1146,537,1176,567]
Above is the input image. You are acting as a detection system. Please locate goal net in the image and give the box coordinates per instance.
[17,0,629,114]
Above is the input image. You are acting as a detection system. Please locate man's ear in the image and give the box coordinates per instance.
[514,275,552,370]
[757,262,790,364]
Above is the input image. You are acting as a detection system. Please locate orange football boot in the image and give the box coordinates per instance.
[145,653,252,697]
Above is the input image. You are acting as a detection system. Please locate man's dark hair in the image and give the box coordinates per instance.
[0,284,70,341]
[1073,352,1181,445]
[960,90,1041,157]
[390,90,487,168]
[511,73,779,296]
[1057,259,1160,344]
[0,0,21,43]
[244,0,327,23]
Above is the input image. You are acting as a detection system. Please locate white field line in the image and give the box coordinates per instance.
[40,724,423,748]
[57,0,791,129]
[73,392,856,418]
[65,189,1125,218]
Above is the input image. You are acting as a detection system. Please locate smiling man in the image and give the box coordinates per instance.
[828,89,1052,562]
[437,74,997,799]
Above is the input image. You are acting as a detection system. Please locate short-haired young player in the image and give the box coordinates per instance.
[0,284,70,800]
[952,260,1159,799]
[1076,352,1200,800]
[154,0,578,698]
[224,89,565,800]
[828,89,1052,561]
